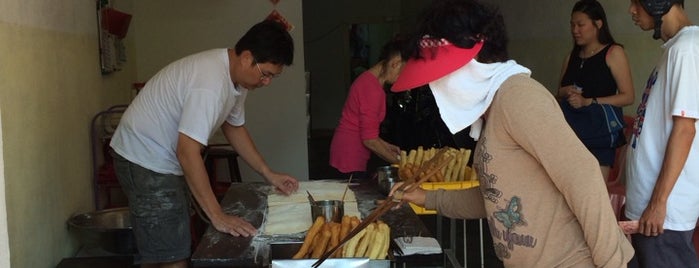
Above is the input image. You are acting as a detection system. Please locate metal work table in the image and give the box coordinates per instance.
[190,181,442,267]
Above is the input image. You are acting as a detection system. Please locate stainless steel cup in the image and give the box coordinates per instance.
[376,165,400,195]
[311,200,344,223]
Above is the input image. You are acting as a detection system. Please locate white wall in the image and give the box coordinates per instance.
[492,0,699,114]
[0,0,135,267]
[131,0,309,181]
[0,108,9,268]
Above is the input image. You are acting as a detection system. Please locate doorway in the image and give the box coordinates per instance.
[307,22,400,179]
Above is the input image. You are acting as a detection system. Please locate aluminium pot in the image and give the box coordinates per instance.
[68,207,137,255]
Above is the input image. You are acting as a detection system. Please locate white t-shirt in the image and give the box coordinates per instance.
[625,26,699,231]
[110,49,247,175]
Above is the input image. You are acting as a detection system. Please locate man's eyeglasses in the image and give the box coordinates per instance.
[254,60,280,81]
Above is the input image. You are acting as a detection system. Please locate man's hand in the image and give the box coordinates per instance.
[638,116,695,237]
[211,213,257,237]
[266,172,299,195]
[638,201,667,236]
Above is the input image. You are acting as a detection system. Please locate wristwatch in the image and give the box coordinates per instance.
[591,97,598,105]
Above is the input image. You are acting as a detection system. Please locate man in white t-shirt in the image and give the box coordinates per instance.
[110,20,299,267]
[626,1,699,267]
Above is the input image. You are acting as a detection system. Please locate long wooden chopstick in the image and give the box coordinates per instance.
[341,175,352,203]
[312,148,453,267]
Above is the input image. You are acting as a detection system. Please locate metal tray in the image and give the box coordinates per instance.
[270,242,390,268]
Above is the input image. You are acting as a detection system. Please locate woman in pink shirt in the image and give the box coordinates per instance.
[329,37,406,179]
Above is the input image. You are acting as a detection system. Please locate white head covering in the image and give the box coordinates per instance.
[428,59,531,140]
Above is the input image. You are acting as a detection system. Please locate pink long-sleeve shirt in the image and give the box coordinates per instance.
[329,71,385,173]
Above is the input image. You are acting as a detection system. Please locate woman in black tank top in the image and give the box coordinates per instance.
[557,0,635,182]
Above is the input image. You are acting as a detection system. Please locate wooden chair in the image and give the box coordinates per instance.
[91,105,129,210]
[202,144,242,200]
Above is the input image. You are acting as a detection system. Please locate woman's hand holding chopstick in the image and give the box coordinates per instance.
[388,181,427,208]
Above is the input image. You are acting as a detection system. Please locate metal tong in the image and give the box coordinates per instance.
[312,148,452,267]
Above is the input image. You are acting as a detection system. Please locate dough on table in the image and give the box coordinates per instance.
[263,180,360,235]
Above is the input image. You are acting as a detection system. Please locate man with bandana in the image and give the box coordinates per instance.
[625,1,699,267]
[389,0,634,266]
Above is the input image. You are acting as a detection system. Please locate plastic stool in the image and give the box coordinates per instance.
[607,183,626,221]
[202,145,242,200]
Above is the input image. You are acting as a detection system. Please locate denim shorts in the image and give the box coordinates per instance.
[113,153,191,264]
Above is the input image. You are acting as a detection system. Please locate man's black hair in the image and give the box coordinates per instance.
[235,20,294,65]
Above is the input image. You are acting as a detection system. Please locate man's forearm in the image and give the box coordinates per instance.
[650,116,696,204]
[222,123,272,178]
[177,133,224,220]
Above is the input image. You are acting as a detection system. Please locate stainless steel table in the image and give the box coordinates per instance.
[190,181,442,267]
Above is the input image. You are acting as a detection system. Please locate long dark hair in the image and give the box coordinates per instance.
[406,0,508,63]
[571,0,621,50]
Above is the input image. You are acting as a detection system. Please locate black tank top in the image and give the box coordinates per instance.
[560,44,617,99]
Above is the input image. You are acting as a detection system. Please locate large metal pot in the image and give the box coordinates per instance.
[376,165,400,195]
[68,207,137,255]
